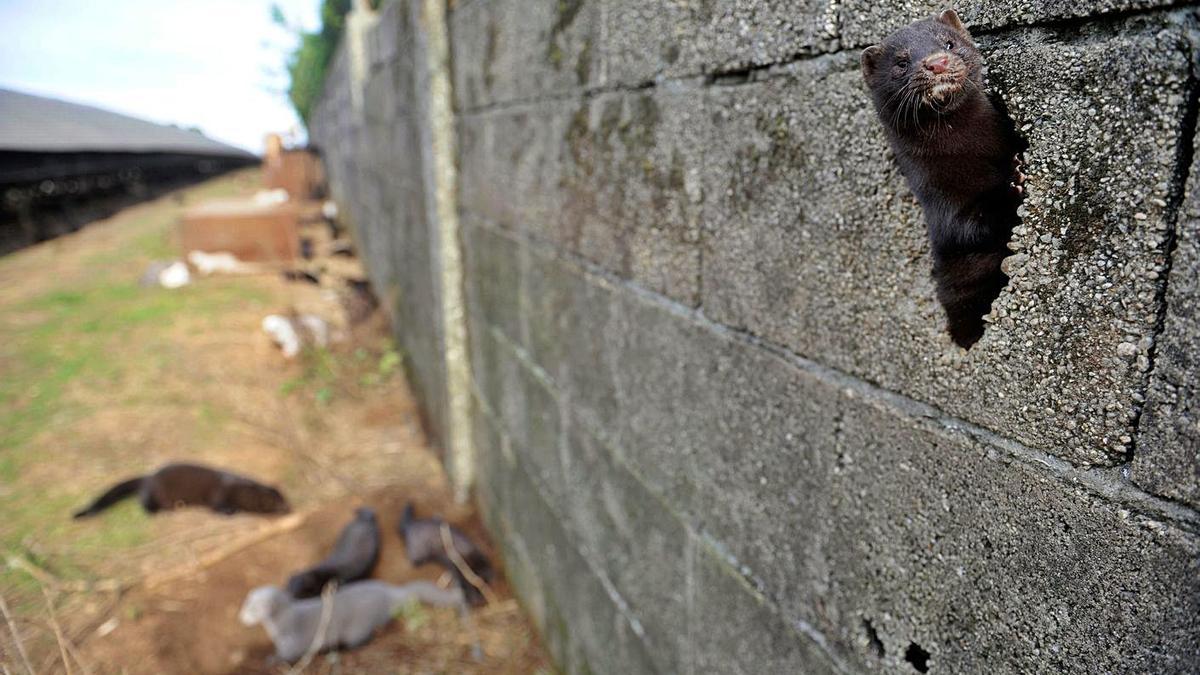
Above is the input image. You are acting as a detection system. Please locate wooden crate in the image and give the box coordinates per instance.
[180,199,300,262]
[264,149,320,200]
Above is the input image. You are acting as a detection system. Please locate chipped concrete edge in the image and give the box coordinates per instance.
[421,0,475,501]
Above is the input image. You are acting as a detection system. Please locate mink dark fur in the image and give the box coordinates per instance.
[72,463,290,519]
[286,507,381,599]
[862,9,1025,348]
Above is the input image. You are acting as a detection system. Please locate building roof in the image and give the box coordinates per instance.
[0,88,255,157]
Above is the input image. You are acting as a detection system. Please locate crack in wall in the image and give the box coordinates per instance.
[1126,22,1200,465]
[455,3,1195,118]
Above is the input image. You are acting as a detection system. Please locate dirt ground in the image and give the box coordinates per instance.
[0,170,550,674]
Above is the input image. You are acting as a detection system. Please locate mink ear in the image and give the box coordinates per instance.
[861,45,883,78]
[936,9,968,34]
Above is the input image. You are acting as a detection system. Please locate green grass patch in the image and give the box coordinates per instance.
[0,171,265,584]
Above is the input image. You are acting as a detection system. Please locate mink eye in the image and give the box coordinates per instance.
[945,40,954,50]
[896,57,910,68]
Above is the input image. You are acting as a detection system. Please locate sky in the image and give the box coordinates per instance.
[0,0,321,154]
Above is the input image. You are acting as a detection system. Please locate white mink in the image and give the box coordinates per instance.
[239,580,463,663]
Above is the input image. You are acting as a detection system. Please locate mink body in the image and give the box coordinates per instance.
[239,581,464,663]
[286,507,381,599]
[862,10,1024,348]
[73,463,290,518]
[398,502,493,606]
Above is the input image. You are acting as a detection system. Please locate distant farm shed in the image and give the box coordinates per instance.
[0,88,257,253]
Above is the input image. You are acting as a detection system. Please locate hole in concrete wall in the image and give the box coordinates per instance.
[863,619,885,657]
[905,642,931,672]
[928,92,1028,350]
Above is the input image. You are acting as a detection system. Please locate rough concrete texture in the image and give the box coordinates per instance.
[1134,132,1200,508]
[450,0,601,111]
[603,0,840,84]
[471,404,663,675]
[461,219,1200,674]
[450,0,1185,107]
[839,0,1181,48]
[459,91,705,305]
[311,2,450,443]
[459,13,1199,466]
[702,16,1197,466]
[316,1,1200,672]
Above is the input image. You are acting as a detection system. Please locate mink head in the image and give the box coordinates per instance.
[229,482,292,514]
[239,586,286,625]
[861,10,984,125]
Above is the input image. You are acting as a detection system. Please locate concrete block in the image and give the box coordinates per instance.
[556,90,704,305]
[512,356,565,510]
[560,427,690,674]
[465,323,563,498]
[1134,132,1200,509]
[700,17,1195,465]
[458,106,567,251]
[461,89,704,305]
[512,246,1200,671]
[489,446,658,675]
[604,0,839,84]
[822,388,1200,673]
[521,232,623,433]
[449,0,601,111]
[461,217,625,438]
[462,217,523,341]
[691,538,844,675]
[840,0,1180,49]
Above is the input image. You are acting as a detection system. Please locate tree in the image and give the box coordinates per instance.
[274,0,353,127]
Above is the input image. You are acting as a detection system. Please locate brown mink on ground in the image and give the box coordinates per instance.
[861,9,1025,348]
[73,463,290,518]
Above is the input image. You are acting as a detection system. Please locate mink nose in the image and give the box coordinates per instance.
[924,55,950,74]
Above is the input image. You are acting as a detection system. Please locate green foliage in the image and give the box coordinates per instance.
[275,0,353,126]
[361,345,402,386]
[278,340,400,403]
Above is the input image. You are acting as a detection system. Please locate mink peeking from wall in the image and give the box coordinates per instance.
[862,9,1025,348]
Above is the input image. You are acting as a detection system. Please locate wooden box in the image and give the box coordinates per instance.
[180,199,300,262]
[264,150,320,200]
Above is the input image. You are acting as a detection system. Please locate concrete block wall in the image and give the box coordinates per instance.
[315,1,1200,672]
[312,1,451,446]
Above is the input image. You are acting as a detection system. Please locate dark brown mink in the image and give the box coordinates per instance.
[861,9,1025,348]
[398,502,494,606]
[286,507,381,599]
[72,463,291,518]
